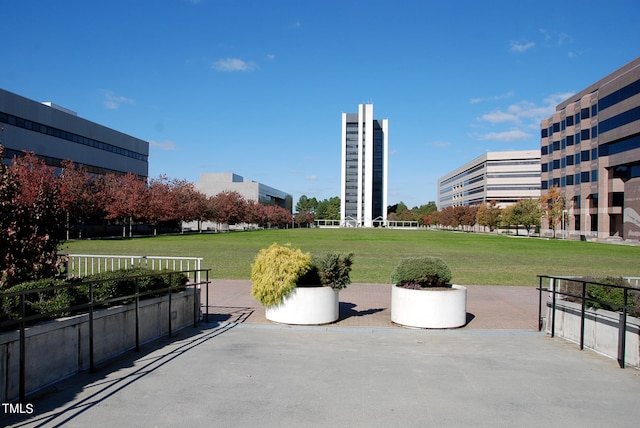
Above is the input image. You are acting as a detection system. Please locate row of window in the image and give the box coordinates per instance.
[541,170,598,189]
[541,127,598,153]
[542,106,598,138]
[0,111,148,162]
[542,148,599,172]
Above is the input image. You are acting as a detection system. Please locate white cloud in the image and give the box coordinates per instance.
[479,130,532,142]
[149,140,178,151]
[509,41,535,53]
[470,90,515,104]
[102,90,134,110]
[266,54,276,61]
[305,175,318,181]
[212,58,258,72]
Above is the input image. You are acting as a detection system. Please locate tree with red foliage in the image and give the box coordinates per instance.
[100,173,148,237]
[0,149,65,288]
[245,200,266,226]
[58,160,100,239]
[264,205,293,228]
[210,191,247,229]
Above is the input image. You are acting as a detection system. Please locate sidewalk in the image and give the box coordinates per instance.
[204,280,540,330]
[5,283,640,427]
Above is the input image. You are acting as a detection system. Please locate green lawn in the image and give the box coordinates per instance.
[61,228,640,286]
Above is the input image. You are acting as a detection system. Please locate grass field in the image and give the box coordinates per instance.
[61,228,640,286]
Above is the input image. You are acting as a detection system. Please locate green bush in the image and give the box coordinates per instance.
[561,277,639,313]
[1,268,189,324]
[250,243,312,307]
[390,256,452,288]
[298,252,354,290]
[1,278,83,321]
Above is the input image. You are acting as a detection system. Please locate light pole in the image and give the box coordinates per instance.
[562,209,568,240]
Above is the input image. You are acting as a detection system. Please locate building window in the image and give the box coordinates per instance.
[575,132,581,145]
[566,115,574,126]
[575,112,581,124]
[591,104,598,117]
[591,125,598,139]
[541,180,549,190]
[566,134,574,146]
[581,171,590,183]
[553,122,560,133]
[541,128,548,138]
[541,145,549,155]
[553,159,560,170]
[566,174,574,185]
[591,169,598,182]
[581,150,590,162]
[566,154,574,166]
[575,173,581,184]
[581,107,590,119]
[581,129,590,140]
[591,147,598,160]
[541,163,549,172]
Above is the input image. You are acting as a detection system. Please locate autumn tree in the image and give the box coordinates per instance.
[540,185,565,238]
[264,205,293,228]
[58,160,99,239]
[1,149,65,288]
[211,191,247,229]
[100,173,148,237]
[476,201,502,232]
[244,200,266,226]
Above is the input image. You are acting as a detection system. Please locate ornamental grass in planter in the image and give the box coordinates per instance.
[390,256,467,329]
[250,243,353,325]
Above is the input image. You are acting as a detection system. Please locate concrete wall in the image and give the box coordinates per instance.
[546,300,640,368]
[0,291,197,402]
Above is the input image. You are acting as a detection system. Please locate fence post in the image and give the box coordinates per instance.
[580,281,586,350]
[538,276,543,331]
[618,289,628,368]
[19,293,26,403]
[550,277,557,338]
[89,282,95,373]
[135,278,140,352]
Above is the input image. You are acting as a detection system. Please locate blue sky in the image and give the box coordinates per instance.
[3,1,639,208]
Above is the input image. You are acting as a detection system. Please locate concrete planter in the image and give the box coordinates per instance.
[0,291,196,402]
[265,287,339,325]
[391,284,467,328]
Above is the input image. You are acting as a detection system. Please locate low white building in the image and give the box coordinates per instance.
[437,150,541,209]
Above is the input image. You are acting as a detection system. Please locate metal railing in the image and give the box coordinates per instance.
[537,275,640,368]
[0,268,210,402]
[63,254,204,283]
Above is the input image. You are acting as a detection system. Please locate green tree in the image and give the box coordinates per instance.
[476,201,502,232]
[296,195,318,214]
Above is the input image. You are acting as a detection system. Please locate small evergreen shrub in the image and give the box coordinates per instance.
[560,277,639,313]
[298,252,354,290]
[251,243,312,307]
[0,268,189,325]
[391,256,452,288]
[1,278,82,320]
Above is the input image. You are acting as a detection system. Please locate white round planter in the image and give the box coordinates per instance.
[265,287,339,325]
[391,284,467,328]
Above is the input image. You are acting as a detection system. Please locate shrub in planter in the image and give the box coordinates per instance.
[390,256,452,288]
[390,256,466,328]
[250,243,354,307]
[1,278,83,321]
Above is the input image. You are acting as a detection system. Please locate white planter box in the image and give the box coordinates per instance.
[391,284,467,328]
[265,287,339,325]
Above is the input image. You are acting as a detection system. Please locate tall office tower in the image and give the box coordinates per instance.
[340,104,388,227]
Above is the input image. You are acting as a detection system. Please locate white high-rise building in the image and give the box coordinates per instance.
[340,104,388,227]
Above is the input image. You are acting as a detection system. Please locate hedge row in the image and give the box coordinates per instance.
[1,268,189,324]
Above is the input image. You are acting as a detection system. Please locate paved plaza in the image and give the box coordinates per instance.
[4,281,640,427]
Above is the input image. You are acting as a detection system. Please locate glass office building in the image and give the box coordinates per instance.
[540,57,640,241]
[340,104,388,227]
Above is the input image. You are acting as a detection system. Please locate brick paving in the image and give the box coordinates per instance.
[203,279,540,330]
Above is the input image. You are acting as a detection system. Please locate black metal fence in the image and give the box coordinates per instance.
[0,268,210,402]
[537,275,640,368]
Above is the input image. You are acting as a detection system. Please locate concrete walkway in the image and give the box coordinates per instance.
[4,282,640,427]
